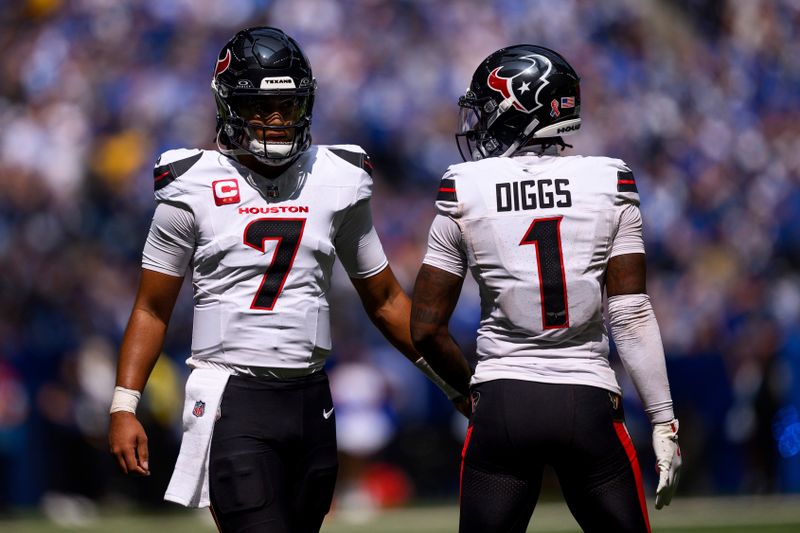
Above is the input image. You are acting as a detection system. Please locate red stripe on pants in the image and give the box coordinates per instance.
[209,504,223,532]
[459,425,474,504]
[613,420,651,533]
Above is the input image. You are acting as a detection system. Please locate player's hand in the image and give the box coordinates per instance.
[451,395,471,418]
[652,418,681,509]
[109,411,150,476]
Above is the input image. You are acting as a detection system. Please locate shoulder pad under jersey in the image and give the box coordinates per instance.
[322,145,374,203]
[152,149,204,195]
[326,145,373,176]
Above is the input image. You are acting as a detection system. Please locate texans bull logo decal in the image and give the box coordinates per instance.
[486,54,552,114]
[214,49,231,77]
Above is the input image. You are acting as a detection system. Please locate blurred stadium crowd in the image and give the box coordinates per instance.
[1,0,799,516]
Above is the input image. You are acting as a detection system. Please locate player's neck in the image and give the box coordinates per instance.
[236,155,292,180]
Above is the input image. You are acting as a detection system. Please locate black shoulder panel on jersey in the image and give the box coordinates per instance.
[617,170,638,193]
[328,148,373,176]
[437,178,457,201]
[154,152,203,191]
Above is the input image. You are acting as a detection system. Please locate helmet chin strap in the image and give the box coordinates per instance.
[500,118,540,158]
[486,98,515,129]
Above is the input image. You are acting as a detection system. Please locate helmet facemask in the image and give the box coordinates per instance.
[456,92,502,161]
[456,92,538,162]
[214,82,314,167]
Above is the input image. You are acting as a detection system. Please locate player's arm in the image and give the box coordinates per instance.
[410,212,473,408]
[336,196,419,363]
[351,267,469,414]
[350,265,419,364]
[410,264,472,404]
[109,200,195,476]
[606,203,680,510]
[337,195,468,412]
[109,270,183,475]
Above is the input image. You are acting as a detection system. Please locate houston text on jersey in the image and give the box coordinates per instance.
[238,206,310,214]
[496,178,572,212]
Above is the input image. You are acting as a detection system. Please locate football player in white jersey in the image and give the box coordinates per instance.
[107,27,467,533]
[410,45,681,533]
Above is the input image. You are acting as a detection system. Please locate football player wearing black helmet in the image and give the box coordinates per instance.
[212,27,316,167]
[109,25,470,533]
[412,45,680,533]
[456,44,581,161]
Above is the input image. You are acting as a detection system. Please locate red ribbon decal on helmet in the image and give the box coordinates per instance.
[550,99,560,117]
[215,49,231,77]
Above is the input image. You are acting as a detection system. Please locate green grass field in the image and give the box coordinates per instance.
[2,496,799,532]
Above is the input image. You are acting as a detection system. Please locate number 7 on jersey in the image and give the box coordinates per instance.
[244,218,306,310]
[520,216,569,329]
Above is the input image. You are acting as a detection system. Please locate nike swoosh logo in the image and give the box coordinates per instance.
[323,407,334,419]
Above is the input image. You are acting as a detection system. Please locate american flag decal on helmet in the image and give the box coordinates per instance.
[617,170,638,193]
[437,178,457,201]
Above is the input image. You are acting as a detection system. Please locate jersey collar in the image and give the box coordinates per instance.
[516,144,561,156]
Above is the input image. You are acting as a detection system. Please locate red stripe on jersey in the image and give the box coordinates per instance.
[439,187,457,193]
[459,425,474,504]
[617,179,636,185]
[154,170,171,181]
[613,421,652,533]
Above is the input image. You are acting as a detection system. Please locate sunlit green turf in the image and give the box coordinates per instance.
[2,496,799,532]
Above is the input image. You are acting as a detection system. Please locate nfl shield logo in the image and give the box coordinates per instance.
[192,400,206,417]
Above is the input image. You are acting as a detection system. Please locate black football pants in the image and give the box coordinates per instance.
[459,380,651,533]
[208,371,338,533]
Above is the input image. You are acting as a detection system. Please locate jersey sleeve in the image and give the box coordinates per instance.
[142,201,196,277]
[356,164,373,204]
[434,167,464,219]
[613,160,641,207]
[153,148,204,202]
[609,203,645,258]
[608,159,645,258]
[334,198,389,279]
[422,214,467,278]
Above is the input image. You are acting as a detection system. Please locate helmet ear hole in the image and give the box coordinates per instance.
[457,44,581,161]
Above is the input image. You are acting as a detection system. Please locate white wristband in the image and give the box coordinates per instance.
[109,386,141,414]
[414,357,464,400]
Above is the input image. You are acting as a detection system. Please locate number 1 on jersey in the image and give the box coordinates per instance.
[520,216,569,329]
[244,218,306,310]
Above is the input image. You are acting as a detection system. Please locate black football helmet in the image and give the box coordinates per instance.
[212,27,316,166]
[456,45,581,161]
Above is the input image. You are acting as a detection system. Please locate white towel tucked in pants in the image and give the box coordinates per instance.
[164,367,230,507]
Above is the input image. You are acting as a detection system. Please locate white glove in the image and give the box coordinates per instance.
[652,418,681,509]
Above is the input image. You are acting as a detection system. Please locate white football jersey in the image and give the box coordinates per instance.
[423,148,644,393]
[142,145,388,373]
